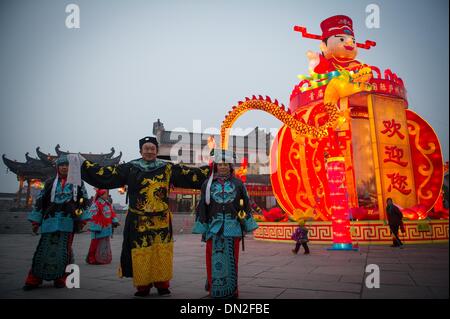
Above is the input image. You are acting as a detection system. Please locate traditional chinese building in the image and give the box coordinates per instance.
[152,119,276,212]
[2,145,122,208]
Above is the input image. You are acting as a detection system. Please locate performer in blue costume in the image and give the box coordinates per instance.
[193,149,259,299]
[23,155,91,290]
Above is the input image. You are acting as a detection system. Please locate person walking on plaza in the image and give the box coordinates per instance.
[77,136,210,297]
[386,198,404,247]
[192,149,259,299]
[291,219,310,255]
[23,155,91,290]
[86,189,120,265]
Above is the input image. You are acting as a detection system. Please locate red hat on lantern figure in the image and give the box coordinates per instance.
[320,15,354,39]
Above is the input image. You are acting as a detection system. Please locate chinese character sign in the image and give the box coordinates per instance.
[369,95,417,211]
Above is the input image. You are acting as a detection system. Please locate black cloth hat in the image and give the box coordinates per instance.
[139,136,159,150]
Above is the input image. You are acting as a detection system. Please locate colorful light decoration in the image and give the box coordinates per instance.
[118,186,127,195]
[30,179,44,189]
[217,18,445,250]
[325,157,356,250]
[235,157,249,183]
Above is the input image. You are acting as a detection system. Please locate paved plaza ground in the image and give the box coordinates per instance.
[0,233,448,299]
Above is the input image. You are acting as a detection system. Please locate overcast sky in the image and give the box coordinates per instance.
[1,0,448,205]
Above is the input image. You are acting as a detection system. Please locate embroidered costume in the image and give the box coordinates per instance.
[23,155,90,290]
[80,136,210,295]
[86,189,120,265]
[192,149,258,299]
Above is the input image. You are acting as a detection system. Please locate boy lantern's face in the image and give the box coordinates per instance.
[140,142,158,161]
[321,34,358,60]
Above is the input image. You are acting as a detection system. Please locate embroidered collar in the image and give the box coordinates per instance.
[130,158,166,172]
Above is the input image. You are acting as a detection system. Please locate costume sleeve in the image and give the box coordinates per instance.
[75,182,93,222]
[192,181,209,235]
[87,202,102,232]
[28,187,45,225]
[111,208,119,223]
[171,164,210,189]
[240,183,259,233]
[81,160,130,189]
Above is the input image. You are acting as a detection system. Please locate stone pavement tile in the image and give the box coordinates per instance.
[340,274,364,284]
[378,263,413,272]
[251,277,361,294]
[168,279,200,289]
[376,272,415,286]
[276,288,360,299]
[172,270,205,280]
[408,263,449,271]
[152,288,209,299]
[236,265,274,277]
[174,269,205,278]
[367,257,401,264]
[244,257,294,267]
[173,277,205,290]
[366,246,393,251]
[106,293,135,299]
[87,279,134,293]
[0,270,34,291]
[173,262,205,270]
[270,258,333,268]
[361,285,434,299]
[348,256,369,263]
[237,276,259,285]
[399,257,449,265]
[95,273,124,281]
[238,284,286,299]
[75,278,119,290]
[408,271,449,287]
[290,280,362,294]
[310,265,366,276]
[326,254,358,262]
[255,271,341,283]
[268,265,317,275]
[428,286,449,299]
[4,286,123,299]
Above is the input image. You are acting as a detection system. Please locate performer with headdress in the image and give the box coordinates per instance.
[192,149,259,299]
[78,136,210,297]
[86,189,120,265]
[23,155,91,290]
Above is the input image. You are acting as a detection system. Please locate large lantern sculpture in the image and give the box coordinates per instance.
[219,15,445,246]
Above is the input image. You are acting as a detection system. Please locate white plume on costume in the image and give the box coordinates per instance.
[51,153,85,202]
[67,154,83,187]
[50,175,59,203]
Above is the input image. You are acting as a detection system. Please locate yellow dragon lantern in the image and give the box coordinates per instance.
[220,15,444,227]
